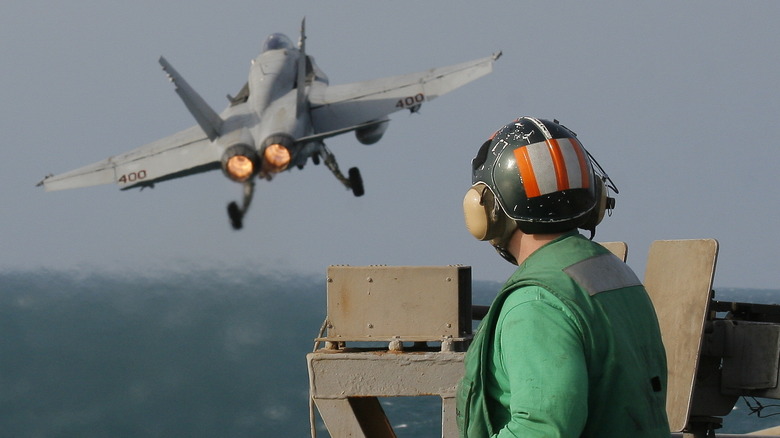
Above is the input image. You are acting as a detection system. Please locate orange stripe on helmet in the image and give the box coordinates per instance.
[570,137,591,189]
[546,139,570,191]
[514,146,541,198]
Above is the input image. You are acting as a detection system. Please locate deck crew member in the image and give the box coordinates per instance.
[457,117,670,437]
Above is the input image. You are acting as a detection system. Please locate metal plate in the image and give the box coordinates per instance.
[323,266,471,342]
[643,239,718,432]
[599,241,628,261]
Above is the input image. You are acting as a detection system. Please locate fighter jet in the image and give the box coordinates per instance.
[37,20,501,229]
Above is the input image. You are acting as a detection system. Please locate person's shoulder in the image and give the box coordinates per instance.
[498,284,582,334]
[501,283,567,313]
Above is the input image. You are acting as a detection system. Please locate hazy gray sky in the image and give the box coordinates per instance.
[3,1,779,289]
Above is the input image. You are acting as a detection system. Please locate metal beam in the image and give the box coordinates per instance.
[308,350,464,437]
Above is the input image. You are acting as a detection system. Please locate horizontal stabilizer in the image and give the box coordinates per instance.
[159,56,223,141]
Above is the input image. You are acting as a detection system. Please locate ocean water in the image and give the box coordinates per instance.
[1,270,779,437]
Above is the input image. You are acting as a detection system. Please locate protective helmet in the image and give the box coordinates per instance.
[463,117,616,263]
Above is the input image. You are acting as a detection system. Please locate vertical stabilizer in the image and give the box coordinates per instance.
[159,56,224,141]
[296,18,307,119]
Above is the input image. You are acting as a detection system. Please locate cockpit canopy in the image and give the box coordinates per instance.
[262,33,294,52]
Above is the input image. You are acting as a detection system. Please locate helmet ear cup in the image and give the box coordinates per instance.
[463,186,491,240]
[463,184,511,241]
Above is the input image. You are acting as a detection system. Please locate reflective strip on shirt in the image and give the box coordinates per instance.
[563,253,642,296]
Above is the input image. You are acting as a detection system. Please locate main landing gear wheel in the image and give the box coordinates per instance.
[226,180,254,230]
[227,202,243,230]
[349,167,364,197]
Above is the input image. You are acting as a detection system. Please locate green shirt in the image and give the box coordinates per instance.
[458,232,669,437]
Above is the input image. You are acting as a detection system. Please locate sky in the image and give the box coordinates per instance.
[2,1,779,290]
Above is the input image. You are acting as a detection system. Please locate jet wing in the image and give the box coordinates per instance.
[308,52,500,134]
[38,125,220,191]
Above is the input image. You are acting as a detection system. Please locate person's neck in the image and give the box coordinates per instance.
[508,230,565,265]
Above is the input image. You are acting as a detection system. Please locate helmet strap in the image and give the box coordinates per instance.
[492,240,518,265]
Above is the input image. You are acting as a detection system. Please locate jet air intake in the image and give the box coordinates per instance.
[221,144,259,182]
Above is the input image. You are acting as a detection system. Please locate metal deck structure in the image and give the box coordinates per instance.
[307,241,780,437]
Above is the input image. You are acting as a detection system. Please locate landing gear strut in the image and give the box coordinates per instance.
[321,144,364,197]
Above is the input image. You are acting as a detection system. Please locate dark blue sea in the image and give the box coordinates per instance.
[2,270,780,437]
